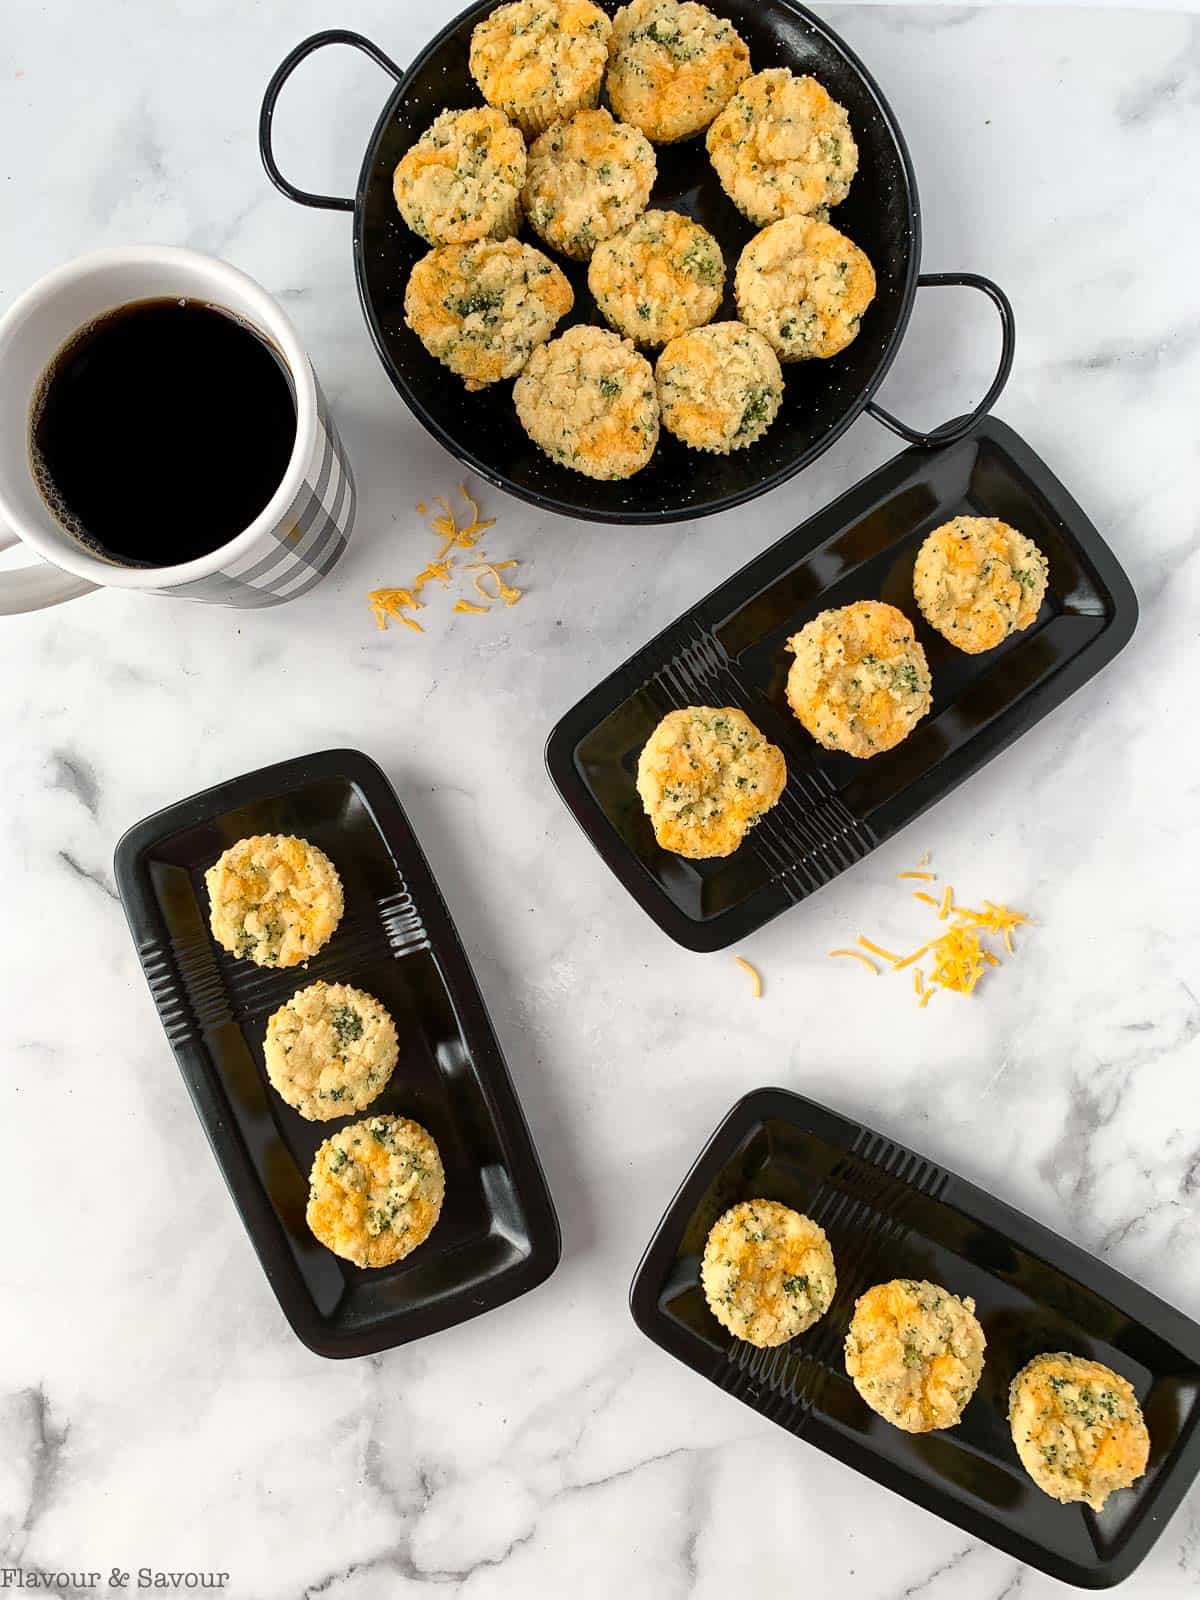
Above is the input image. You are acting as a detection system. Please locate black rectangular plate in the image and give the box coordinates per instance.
[546,418,1138,950]
[114,749,560,1358]
[630,1088,1200,1588]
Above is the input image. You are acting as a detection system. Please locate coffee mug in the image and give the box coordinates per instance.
[0,246,356,613]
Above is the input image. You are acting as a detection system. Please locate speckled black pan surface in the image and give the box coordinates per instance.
[114,749,560,1358]
[352,0,921,522]
[631,1087,1200,1589]
[546,418,1138,950]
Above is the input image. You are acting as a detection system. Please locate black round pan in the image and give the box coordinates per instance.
[261,1,1014,525]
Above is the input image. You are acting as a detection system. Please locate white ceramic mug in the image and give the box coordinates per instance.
[0,246,356,613]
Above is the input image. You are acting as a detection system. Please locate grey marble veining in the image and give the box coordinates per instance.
[1,3,1199,1595]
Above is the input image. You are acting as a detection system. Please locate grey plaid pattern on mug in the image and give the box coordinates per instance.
[157,377,355,606]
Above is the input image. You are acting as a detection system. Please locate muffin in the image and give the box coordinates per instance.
[656,322,783,453]
[205,834,343,969]
[606,0,751,144]
[786,600,932,759]
[706,68,858,226]
[307,1115,445,1269]
[735,216,875,362]
[469,0,612,137]
[404,239,573,390]
[513,324,659,479]
[701,1200,836,1348]
[392,107,526,246]
[636,705,786,857]
[588,211,724,346]
[522,108,656,260]
[913,516,1050,654]
[1009,1353,1150,1512]
[844,1280,987,1433]
[264,981,398,1122]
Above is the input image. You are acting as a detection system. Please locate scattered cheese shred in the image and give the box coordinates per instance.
[368,588,426,632]
[893,939,935,972]
[428,486,496,563]
[832,856,1032,1008]
[371,485,525,635]
[412,559,453,592]
[917,851,931,866]
[898,870,936,882]
[927,924,988,995]
[733,956,762,998]
[951,900,1033,948]
[857,936,901,963]
[467,559,523,607]
[829,948,880,975]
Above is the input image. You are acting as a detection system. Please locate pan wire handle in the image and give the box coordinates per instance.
[865,273,1016,448]
[259,30,404,212]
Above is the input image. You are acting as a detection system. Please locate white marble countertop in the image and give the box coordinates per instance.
[2,3,1199,1595]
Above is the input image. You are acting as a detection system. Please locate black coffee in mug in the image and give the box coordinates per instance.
[29,298,297,567]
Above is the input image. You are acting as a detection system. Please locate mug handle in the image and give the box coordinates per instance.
[0,525,98,614]
[259,31,405,211]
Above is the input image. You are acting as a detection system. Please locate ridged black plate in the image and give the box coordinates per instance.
[114,749,560,1358]
[546,417,1138,950]
[630,1088,1200,1588]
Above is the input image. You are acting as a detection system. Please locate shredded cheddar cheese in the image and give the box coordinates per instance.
[858,936,900,963]
[898,870,936,882]
[927,924,988,995]
[467,559,523,606]
[829,857,1032,1007]
[368,590,426,632]
[951,900,1033,947]
[428,487,496,561]
[829,948,879,974]
[369,485,524,634]
[733,956,762,998]
[892,940,935,972]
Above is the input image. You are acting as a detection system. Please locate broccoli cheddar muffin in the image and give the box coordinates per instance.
[845,1280,987,1434]
[307,1115,445,1269]
[913,516,1050,655]
[392,107,526,246]
[786,601,932,759]
[206,835,343,968]
[470,0,612,137]
[264,981,398,1122]
[522,109,656,260]
[514,324,659,478]
[706,69,858,226]
[735,216,875,362]
[702,1201,836,1348]
[588,210,724,346]
[636,705,786,858]
[606,0,751,144]
[404,239,573,390]
[656,322,783,453]
[1009,1353,1150,1512]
